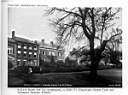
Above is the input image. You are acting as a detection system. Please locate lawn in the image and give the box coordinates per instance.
[8,69,122,87]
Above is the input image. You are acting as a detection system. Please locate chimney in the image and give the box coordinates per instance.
[12,31,15,38]
[41,39,44,45]
[50,41,53,46]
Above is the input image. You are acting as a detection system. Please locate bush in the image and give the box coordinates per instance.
[39,60,90,73]
[15,66,30,73]
[8,60,13,69]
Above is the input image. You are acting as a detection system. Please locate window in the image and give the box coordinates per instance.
[34,52,37,58]
[17,59,21,61]
[29,52,32,57]
[49,51,55,56]
[42,51,45,55]
[23,51,27,57]
[58,52,62,56]
[17,50,21,57]
[17,59,21,66]
[18,44,21,48]
[24,51,27,54]
[29,46,32,50]
[23,60,27,66]
[24,45,27,49]
[29,52,32,54]
[8,47,13,54]
[17,50,21,54]
[49,51,51,55]
[28,60,33,66]
[34,60,38,66]
[52,52,55,56]
[34,46,37,50]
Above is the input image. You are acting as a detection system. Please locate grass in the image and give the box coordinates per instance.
[8,69,122,87]
[8,60,122,87]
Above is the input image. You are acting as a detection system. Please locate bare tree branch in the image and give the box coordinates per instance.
[54,7,81,17]
[46,7,121,76]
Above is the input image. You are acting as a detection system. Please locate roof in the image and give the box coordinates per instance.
[8,36,39,45]
[15,37,34,43]
[39,42,63,50]
[39,43,57,49]
[8,38,15,43]
[14,36,38,45]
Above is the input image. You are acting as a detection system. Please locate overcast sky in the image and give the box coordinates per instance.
[8,7,122,56]
[8,7,56,43]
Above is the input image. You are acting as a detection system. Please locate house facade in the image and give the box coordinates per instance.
[8,31,39,69]
[39,39,64,63]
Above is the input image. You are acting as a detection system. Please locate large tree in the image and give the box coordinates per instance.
[47,7,122,77]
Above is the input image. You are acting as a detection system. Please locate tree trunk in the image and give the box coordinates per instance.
[90,56,98,77]
[89,40,108,77]
[90,55,100,78]
[89,39,98,78]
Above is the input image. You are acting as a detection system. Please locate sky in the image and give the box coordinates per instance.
[8,7,122,56]
[8,7,56,43]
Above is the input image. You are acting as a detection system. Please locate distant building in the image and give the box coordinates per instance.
[8,31,39,69]
[39,39,64,63]
[65,48,80,65]
[66,47,91,65]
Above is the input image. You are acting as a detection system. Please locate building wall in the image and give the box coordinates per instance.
[8,40,17,68]
[8,38,39,69]
[16,41,39,67]
[39,47,64,63]
[8,41,16,57]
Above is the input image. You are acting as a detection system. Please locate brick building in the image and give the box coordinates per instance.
[39,39,64,63]
[8,31,39,69]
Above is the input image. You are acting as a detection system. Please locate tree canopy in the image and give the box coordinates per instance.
[46,7,122,77]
